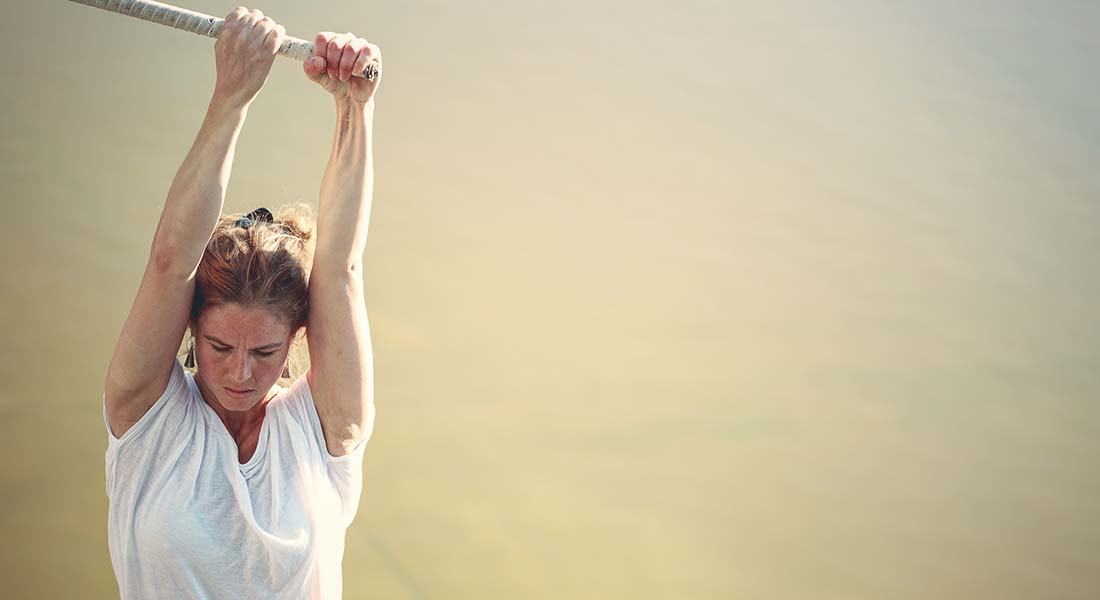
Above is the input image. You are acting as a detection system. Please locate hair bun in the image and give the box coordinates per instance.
[274,203,315,245]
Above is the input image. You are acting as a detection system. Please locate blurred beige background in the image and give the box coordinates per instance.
[1,0,1098,598]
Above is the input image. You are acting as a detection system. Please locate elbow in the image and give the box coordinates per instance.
[312,251,365,278]
[150,239,196,277]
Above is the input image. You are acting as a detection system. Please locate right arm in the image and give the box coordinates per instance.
[103,98,247,438]
[104,6,285,438]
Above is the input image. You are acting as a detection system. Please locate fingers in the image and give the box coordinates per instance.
[262,22,286,52]
[338,40,364,81]
[351,51,372,80]
[226,5,248,23]
[325,35,345,81]
[223,7,284,50]
[218,6,248,41]
[303,55,327,82]
[224,6,260,29]
[313,32,379,81]
[314,31,336,54]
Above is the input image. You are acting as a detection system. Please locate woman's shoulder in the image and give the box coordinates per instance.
[106,358,197,442]
[269,371,332,456]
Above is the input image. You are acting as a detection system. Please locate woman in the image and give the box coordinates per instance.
[101,7,380,598]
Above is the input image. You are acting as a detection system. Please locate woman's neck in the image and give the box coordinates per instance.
[194,373,275,440]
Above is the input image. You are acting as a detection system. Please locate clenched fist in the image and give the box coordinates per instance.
[213,6,286,110]
[303,32,382,105]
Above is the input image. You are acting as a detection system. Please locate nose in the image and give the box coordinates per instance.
[231,350,252,382]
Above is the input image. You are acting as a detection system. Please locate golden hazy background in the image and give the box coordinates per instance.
[1,0,1098,598]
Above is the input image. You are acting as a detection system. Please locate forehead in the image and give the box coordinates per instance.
[198,304,291,338]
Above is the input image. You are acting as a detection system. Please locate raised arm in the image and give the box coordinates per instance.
[104,7,286,437]
[302,32,382,456]
[152,6,285,263]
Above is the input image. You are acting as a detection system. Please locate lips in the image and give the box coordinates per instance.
[225,387,253,396]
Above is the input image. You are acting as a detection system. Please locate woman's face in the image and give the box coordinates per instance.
[192,303,294,411]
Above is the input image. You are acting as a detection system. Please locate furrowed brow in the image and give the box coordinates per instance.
[203,335,283,351]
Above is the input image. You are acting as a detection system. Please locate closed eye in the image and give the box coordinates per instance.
[212,345,275,357]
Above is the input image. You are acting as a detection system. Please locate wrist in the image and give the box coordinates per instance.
[208,90,250,120]
[335,97,375,117]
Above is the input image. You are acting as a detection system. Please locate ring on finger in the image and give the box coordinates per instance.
[365,58,381,82]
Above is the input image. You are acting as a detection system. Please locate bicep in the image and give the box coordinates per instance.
[104,249,195,438]
[305,265,373,457]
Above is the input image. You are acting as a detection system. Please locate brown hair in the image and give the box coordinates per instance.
[184,204,316,376]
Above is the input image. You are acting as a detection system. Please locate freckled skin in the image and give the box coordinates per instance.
[192,303,296,459]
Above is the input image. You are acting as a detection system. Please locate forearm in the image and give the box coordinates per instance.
[151,94,249,271]
[315,99,375,271]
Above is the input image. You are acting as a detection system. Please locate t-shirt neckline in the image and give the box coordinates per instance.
[185,371,283,472]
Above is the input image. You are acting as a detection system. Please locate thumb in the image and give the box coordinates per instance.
[304,56,327,80]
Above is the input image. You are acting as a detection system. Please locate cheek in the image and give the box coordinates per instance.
[195,349,221,372]
[250,354,284,378]
[259,355,283,373]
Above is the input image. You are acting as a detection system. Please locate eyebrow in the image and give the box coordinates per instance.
[203,335,283,351]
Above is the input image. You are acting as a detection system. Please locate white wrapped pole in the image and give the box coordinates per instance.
[67,0,379,81]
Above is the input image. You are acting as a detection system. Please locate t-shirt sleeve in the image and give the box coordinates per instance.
[281,372,375,526]
[102,358,193,495]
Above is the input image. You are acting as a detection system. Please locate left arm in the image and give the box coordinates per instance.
[305,33,381,456]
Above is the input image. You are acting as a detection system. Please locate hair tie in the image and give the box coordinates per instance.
[235,207,274,229]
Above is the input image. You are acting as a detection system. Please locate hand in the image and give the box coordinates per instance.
[212,6,286,110]
[303,32,382,105]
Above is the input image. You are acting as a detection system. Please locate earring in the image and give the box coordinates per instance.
[282,362,291,379]
[185,341,195,368]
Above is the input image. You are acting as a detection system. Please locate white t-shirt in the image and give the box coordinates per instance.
[102,358,374,599]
